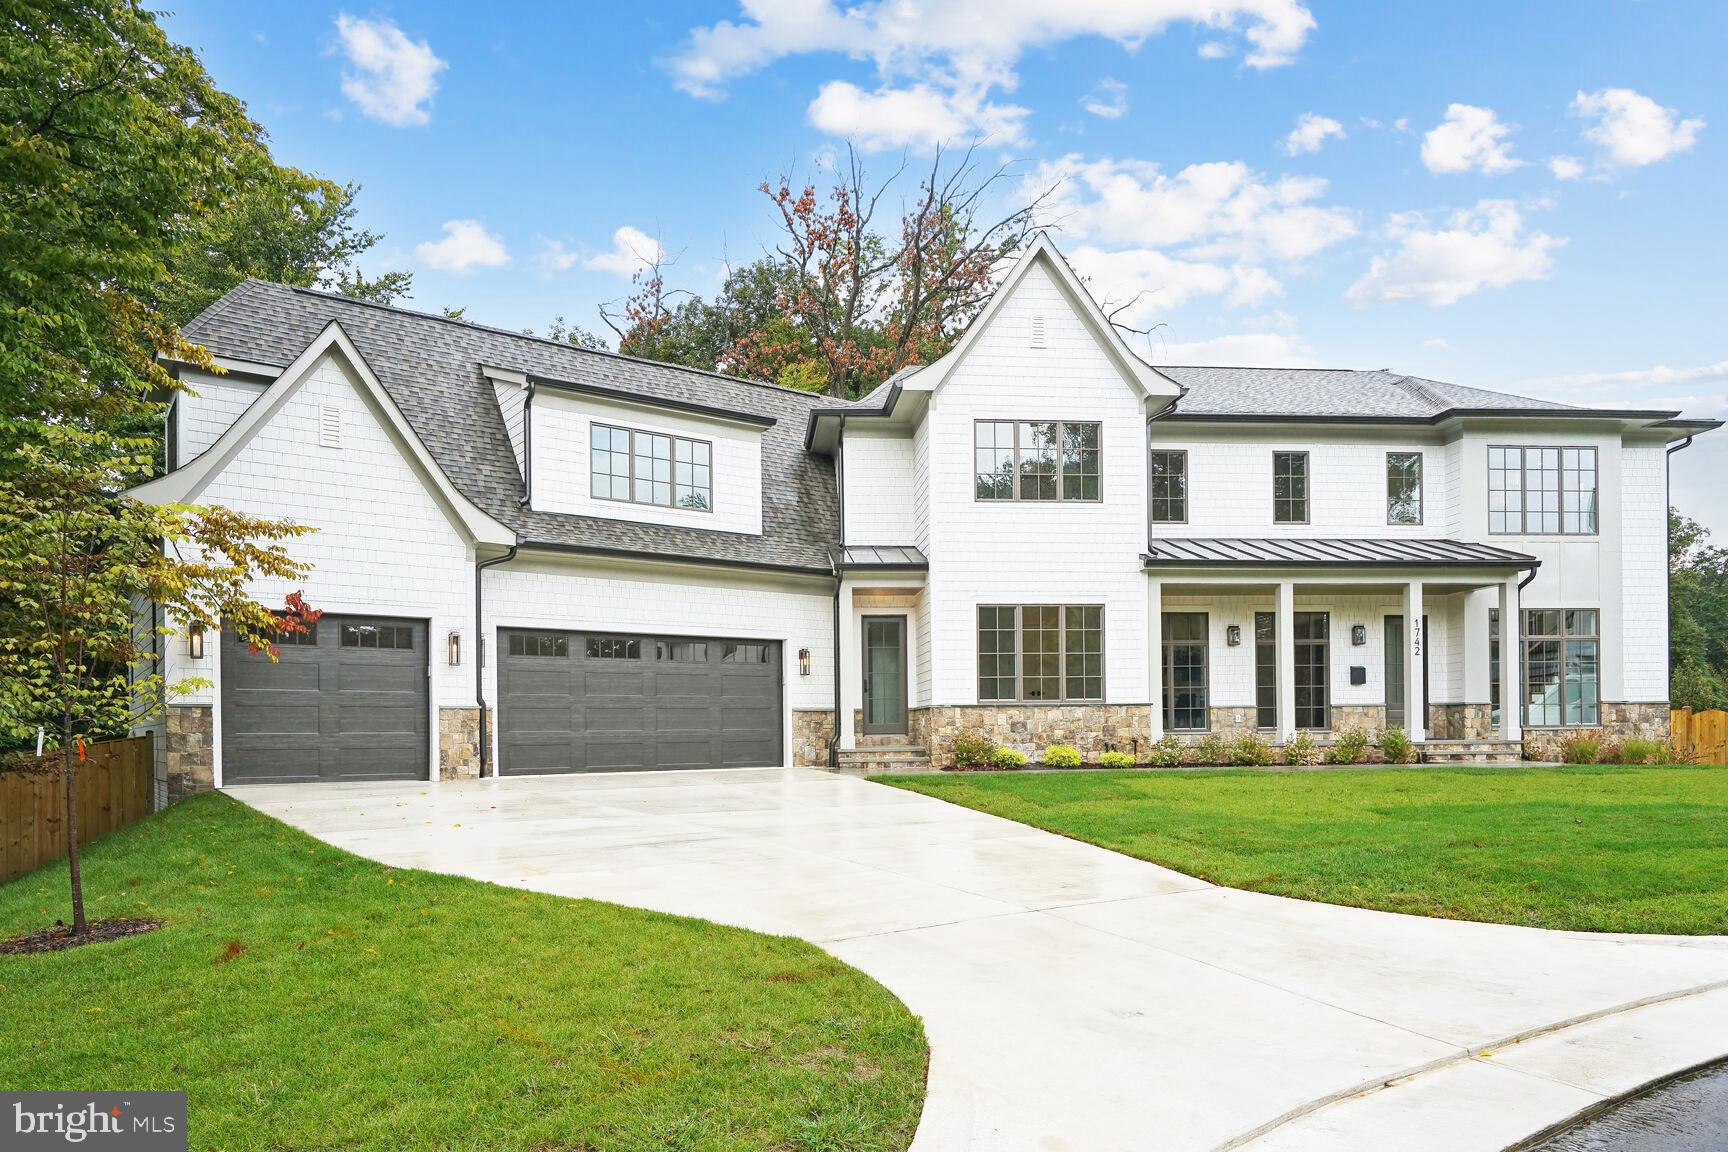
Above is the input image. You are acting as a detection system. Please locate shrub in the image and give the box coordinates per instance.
[1378,726,1417,765]
[1325,728,1370,765]
[1560,733,1601,764]
[1099,750,1136,769]
[1617,737,1669,765]
[1285,732,1321,766]
[1193,734,1231,766]
[1042,744,1082,768]
[951,732,995,768]
[1230,733,1274,767]
[1148,735,1185,767]
[1596,740,1623,765]
[990,746,1028,769]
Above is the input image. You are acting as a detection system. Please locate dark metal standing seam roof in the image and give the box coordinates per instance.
[1143,537,1540,568]
[834,545,929,569]
[180,280,849,572]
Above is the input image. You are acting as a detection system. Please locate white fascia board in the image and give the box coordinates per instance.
[911,232,1182,403]
[132,320,516,547]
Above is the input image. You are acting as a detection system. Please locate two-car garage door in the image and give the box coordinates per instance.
[498,629,782,774]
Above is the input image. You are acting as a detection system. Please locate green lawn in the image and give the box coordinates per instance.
[0,795,926,1151]
[879,765,1728,935]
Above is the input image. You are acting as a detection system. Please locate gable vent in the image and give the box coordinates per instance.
[318,404,342,448]
[1030,314,1047,348]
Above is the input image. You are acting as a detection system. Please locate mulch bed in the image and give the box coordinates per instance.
[1,917,162,955]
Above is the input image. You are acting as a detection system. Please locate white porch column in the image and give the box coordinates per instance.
[1499,574,1523,742]
[1147,579,1164,741]
[1276,581,1296,741]
[1404,580,1426,743]
[837,581,859,751]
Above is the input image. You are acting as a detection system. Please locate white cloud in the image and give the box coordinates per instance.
[582,226,666,278]
[414,220,510,274]
[1516,360,1728,417]
[1572,87,1704,167]
[1197,40,1233,60]
[333,14,445,127]
[1065,245,1282,329]
[1283,112,1345,155]
[1147,330,1319,367]
[533,239,581,273]
[1420,337,1450,350]
[1548,155,1585,181]
[1082,78,1128,120]
[807,80,1029,149]
[1421,104,1521,175]
[1031,155,1356,262]
[1393,117,1410,132]
[1347,199,1563,307]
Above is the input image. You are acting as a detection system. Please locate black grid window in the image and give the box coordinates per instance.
[1489,608,1501,728]
[1489,446,1597,535]
[592,423,712,512]
[1523,609,1599,727]
[1150,450,1187,523]
[509,632,569,658]
[341,622,413,649]
[975,605,1105,702]
[1162,612,1209,731]
[1386,452,1423,525]
[1293,612,1329,730]
[586,636,640,659]
[973,421,1102,501]
[1254,612,1277,730]
[1273,452,1309,524]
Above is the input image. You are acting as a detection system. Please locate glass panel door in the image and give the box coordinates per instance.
[1162,612,1209,731]
[1294,612,1329,730]
[862,616,907,735]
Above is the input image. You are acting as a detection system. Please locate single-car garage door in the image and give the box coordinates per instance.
[498,630,782,774]
[222,616,429,784]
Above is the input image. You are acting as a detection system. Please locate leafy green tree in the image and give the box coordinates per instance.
[1671,508,1728,710]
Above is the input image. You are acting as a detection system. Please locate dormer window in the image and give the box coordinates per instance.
[591,422,712,512]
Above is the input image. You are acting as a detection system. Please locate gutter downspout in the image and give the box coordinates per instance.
[518,380,537,507]
[474,543,520,777]
[1664,434,1696,694]
[828,414,847,768]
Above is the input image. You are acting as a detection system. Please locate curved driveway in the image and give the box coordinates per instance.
[229,767,1728,1152]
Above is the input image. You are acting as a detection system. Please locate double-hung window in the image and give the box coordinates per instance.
[591,423,712,511]
[976,605,1104,702]
[1523,609,1599,727]
[1488,447,1597,534]
[974,421,1102,502]
[1273,452,1309,524]
[1149,450,1187,523]
[1386,452,1423,525]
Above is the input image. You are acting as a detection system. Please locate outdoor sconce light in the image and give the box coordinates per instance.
[1351,624,1367,647]
[798,647,812,677]
[1225,624,1242,647]
[187,625,206,660]
[448,630,462,667]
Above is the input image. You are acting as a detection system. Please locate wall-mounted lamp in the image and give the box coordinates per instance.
[1351,624,1367,647]
[448,630,462,667]
[798,647,812,677]
[1225,624,1242,647]
[187,625,206,660]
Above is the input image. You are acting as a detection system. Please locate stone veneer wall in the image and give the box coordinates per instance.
[165,704,214,802]
[1599,702,1671,741]
[915,705,1153,767]
[792,709,835,767]
[1427,704,1497,741]
[1332,704,1387,734]
[439,707,483,780]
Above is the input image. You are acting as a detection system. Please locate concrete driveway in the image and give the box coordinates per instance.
[229,767,1728,1152]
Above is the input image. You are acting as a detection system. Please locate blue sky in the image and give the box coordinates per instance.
[162,1,1728,534]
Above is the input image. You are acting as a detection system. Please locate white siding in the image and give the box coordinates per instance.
[176,369,267,465]
[529,390,764,536]
[1620,440,1669,701]
[924,261,1151,705]
[844,429,917,544]
[493,379,527,478]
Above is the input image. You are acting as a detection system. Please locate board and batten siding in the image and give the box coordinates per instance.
[923,260,1151,706]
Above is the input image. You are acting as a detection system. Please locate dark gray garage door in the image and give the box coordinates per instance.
[498,630,782,774]
[221,616,429,784]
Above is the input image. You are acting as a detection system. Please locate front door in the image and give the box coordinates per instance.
[1384,614,1431,730]
[862,616,908,735]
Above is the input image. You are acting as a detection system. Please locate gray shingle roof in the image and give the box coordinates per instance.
[182,280,847,571]
[1153,367,1588,420]
[1143,537,1538,568]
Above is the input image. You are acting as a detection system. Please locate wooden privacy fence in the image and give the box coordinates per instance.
[1671,709,1728,766]
[1,735,153,884]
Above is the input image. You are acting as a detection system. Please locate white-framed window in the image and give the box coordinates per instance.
[591,423,712,511]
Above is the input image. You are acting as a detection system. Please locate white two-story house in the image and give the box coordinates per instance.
[132,234,1717,796]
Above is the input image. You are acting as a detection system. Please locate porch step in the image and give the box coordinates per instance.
[833,745,935,776]
[1420,739,1525,765]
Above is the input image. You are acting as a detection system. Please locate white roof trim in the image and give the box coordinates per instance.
[905,232,1181,402]
[132,320,516,547]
